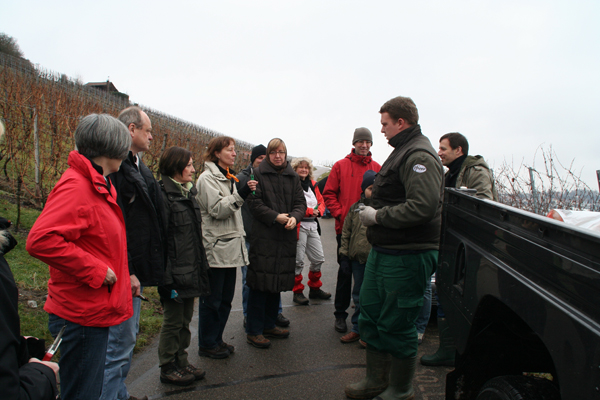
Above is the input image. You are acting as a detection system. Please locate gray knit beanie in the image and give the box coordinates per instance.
[352,127,373,144]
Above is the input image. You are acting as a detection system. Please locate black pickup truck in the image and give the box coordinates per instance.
[438,188,600,400]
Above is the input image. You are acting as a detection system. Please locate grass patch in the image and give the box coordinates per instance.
[2,194,163,354]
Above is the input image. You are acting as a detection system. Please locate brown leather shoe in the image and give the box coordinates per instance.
[263,326,290,339]
[219,341,235,354]
[247,334,271,348]
[182,364,206,380]
[160,361,195,386]
[340,331,361,343]
[309,288,332,300]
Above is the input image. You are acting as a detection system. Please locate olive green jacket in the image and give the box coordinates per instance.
[454,155,498,201]
[340,197,372,265]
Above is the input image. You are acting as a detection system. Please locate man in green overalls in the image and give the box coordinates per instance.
[345,96,444,400]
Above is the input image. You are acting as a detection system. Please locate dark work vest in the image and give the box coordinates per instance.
[367,130,443,247]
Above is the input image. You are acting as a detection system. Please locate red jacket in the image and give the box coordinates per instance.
[323,150,381,234]
[27,151,132,327]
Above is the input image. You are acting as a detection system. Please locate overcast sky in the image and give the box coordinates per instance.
[2,0,599,187]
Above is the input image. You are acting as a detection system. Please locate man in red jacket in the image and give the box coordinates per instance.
[323,128,381,333]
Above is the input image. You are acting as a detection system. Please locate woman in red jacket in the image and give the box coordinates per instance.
[290,157,331,305]
[27,114,133,400]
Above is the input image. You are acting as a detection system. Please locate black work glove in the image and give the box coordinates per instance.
[339,256,351,275]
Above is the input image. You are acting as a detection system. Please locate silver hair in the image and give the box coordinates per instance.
[74,114,131,160]
[291,157,314,181]
[118,106,144,129]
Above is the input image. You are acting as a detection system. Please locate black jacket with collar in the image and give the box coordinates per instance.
[159,178,210,298]
[108,152,167,286]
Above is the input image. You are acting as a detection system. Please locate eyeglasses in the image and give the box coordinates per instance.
[269,151,286,155]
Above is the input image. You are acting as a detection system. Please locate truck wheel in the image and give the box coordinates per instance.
[476,375,559,400]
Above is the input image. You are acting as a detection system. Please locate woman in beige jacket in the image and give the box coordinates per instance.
[195,136,255,359]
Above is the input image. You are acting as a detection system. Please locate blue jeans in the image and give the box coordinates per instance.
[100,288,143,400]
[48,314,109,400]
[415,277,432,334]
[246,288,280,335]
[242,241,282,317]
[198,268,236,349]
[350,260,366,334]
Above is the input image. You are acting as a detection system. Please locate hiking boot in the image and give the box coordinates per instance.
[198,345,229,359]
[341,331,361,343]
[335,317,348,333]
[160,361,195,386]
[293,292,309,305]
[263,326,290,339]
[219,341,235,354]
[182,364,206,380]
[309,288,332,300]
[247,334,271,348]
[127,396,149,400]
[275,313,290,327]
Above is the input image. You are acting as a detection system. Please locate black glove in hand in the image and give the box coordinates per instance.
[339,256,351,275]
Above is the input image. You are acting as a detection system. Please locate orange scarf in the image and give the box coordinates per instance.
[226,168,239,182]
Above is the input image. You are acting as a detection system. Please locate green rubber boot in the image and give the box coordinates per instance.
[374,356,416,400]
[420,318,455,367]
[345,347,391,399]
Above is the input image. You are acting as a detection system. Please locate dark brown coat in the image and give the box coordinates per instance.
[247,161,307,293]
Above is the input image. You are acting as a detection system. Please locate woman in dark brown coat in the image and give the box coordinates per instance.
[245,138,306,349]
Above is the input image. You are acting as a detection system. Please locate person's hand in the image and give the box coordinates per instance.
[29,358,59,382]
[358,205,378,226]
[103,267,117,286]
[247,180,258,192]
[314,208,320,217]
[285,216,297,230]
[130,274,141,297]
[275,213,290,225]
[339,256,351,274]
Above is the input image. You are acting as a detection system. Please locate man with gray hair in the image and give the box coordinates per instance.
[101,106,169,399]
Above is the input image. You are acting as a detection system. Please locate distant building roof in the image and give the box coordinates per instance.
[85,80,129,101]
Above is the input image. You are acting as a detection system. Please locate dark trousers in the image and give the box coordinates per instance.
[158,297,195,367]
[198,267,236,349]
[246,288,280,335]
[334,233,353,319]
[48,314,109,400]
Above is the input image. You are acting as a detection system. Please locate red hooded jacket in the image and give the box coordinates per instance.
[323,150,381,235]
[27,151,132,327]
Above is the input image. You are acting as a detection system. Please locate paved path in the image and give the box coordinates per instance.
[125,218,452,400]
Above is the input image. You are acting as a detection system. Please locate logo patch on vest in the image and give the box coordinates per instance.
[413,164,427,173]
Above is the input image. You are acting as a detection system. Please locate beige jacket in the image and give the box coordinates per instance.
[196,161,248,268]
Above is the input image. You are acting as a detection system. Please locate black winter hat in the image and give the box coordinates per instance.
[352,127,373,144]
[361,170,377,192]
[251,144,267,164]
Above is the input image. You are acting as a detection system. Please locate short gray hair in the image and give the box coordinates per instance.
[75,114,131,160]
[118,106,144,128]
